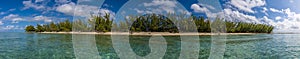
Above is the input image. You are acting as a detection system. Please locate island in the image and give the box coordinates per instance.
[25,13,274,35]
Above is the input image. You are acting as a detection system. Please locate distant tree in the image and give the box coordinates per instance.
[65,20,72,31]
[129,14,178,33]
[225,21,236,33]
[43,24,50,32]
[193,16,207,32]
[50,22,59,32]
[35,24,45,32]
[24,13,274,33]
[73,20,89,32]
[25,25,36,32]
[58,20,72,32]
[89,13,113,32]
[204,20,211,32]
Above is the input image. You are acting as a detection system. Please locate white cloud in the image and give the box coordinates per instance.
[222,9,260,23]
[31,15,65,22]
[260,16,273,23]
[142,1,178,13]
[35,0,44,3]
[0,25,25,32]
[103,4,112,7]
[11,18,25,23]
[191,3,260,23]
[280,8,300,29]
[220,8,300,33]
[1,25,23,30]
[21,0,77,14]
[0,12,5,15]
[144,1,177,7]
[33,16,53,22]
[1,14,63,23]
[290,0,294,3]
[131,0,190,15]
[8,8,16,12]
[55,0,71,3]
[0,8,17,15]
[22,0,54,13]
[77,0,91,2]
[56,2,115,18]
[230,0,266,13]
[262,7,269,16]
[269,8,283,13]
[70,3,103,17]
[98,9,115,17]
[191,0,300,33]
[0,21,3,25]
[258,8,300,33]
[192,3,300,33]
[275,16,281,20]
[262,7,268,12]
[2,14,24,23]
[191,4,210,13]
[3,25,15,30]
[56,2,75,15]
[22,0,46,10]
[3,14,19,19]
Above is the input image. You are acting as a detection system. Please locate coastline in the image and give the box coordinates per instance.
[38,32,264,36]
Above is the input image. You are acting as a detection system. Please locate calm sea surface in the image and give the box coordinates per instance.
[0,32,299,59]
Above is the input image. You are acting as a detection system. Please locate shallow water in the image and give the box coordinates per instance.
[0,32,298,59]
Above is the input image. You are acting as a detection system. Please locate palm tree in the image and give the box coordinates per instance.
[36,24,45,32]
[25,25,36,32]
[73,20,89,32]
[49,22,59,32]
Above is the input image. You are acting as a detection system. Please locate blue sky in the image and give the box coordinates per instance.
[0,0,299,33]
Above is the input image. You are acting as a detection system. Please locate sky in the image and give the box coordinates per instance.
[0,0,299,33]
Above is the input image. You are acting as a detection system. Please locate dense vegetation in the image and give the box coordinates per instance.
[25,20,72,32]
[72,13,113,32]
[25,13,274,33]
[129,14,178,33]
[25,25,36,32]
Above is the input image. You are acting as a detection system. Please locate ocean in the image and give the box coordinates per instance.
[0,32,298,59]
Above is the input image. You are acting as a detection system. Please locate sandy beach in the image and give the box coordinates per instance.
[38,32,262,36]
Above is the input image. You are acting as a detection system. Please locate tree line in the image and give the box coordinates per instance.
[25,13,113,32]
[128,14,178,33]
[25,13,274,33]
[25,20,72,32]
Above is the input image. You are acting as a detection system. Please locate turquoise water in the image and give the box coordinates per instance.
[0,32,299,59]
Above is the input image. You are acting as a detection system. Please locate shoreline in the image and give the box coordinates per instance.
[37,32,265,36]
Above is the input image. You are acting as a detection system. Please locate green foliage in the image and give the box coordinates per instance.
[193,16,211,32]
[25,13,274,33]
[224,21,274,33]
[88,13,113,32]
[58,20,72,32]
[192,16,273,33]
[211,18,226,33]
[49,22,59,32]
[29,20,73,32]
[35,24,45,32]
[43,24,51,32]
[73,19,89,32]
[128,14,178,33]
[25,25,36,32]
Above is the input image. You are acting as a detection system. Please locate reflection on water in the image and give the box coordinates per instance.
[1,33,300,59]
